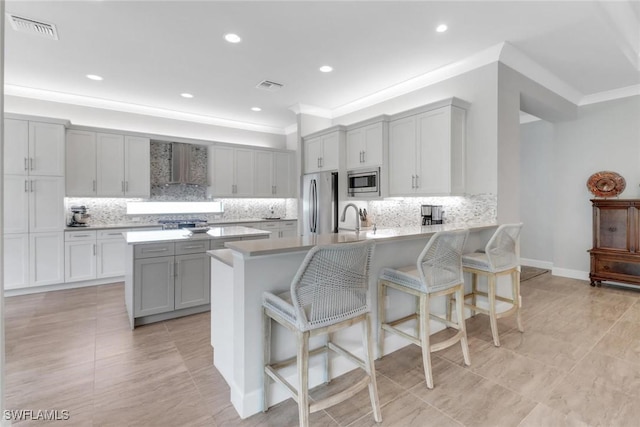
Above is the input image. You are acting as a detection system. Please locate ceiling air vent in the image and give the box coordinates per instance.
[7,14,59,40]
[256,80,284,92]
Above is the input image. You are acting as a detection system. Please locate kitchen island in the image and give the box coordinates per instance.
[208,222,500,418]
[123,226,270,328]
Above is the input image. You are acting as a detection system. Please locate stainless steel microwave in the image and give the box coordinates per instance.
[347,168,380,197]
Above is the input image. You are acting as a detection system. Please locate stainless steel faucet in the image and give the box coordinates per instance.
[340,203,360,233]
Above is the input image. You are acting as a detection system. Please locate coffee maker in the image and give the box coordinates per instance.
[69,205,91,227]
[421,204,443,225]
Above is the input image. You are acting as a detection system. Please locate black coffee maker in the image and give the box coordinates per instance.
[421,205,443,225]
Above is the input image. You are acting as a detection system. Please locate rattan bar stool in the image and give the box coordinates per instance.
[262,241,381,427]
[458,223,523,347]
[378,229,470,389]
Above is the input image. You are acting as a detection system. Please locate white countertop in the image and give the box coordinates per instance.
[124,226,270,244]
[223,222,498,257]
[67,218,297,232]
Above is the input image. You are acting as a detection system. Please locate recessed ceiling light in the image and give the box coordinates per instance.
[251,107,262,112]
[180,93,194,98]
[224,33,242,43]
[86,74,103,81]
[319,65,333,73]
[436,24,448,33]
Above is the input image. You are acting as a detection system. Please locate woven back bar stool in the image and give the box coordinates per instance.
[458,223,523,347]
[262,241,381,427]
[378,229,470,389]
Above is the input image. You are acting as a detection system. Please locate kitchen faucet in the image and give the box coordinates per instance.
[340,203,361,233]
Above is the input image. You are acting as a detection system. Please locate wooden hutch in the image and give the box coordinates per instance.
[589,199,640,287]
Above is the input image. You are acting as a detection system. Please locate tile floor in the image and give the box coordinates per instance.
[4,272,640,426]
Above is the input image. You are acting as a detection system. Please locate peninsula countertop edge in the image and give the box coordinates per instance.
[220,222,499,258]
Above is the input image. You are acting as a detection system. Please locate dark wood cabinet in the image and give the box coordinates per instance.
[589,199,640,287]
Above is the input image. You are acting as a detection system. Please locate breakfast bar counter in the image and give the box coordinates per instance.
[208,222,499,419]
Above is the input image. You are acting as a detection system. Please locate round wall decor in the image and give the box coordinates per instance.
[587,171,626,198]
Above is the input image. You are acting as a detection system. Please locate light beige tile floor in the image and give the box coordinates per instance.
[4,273,640,426]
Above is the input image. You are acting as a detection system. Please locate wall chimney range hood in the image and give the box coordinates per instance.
[165,142,207,186]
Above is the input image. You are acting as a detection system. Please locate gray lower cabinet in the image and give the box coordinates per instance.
[130,240,211,323]
[175,252,210,310]
[134,255,174,317]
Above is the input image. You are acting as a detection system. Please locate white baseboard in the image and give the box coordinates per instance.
[4,276,124,297]
[520,258,553,270]
[551,267,589,281]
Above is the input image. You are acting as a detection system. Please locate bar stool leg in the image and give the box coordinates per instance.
[456,285,471,366]
[297,330,310,427]
[377,281,386,359]
[363,313,382,422]
[418,294,434,389]
[513,269,524,333]
[262,309,271,412]
[488,275,500,347]
[324,333,332,384]
[470,273,478,316]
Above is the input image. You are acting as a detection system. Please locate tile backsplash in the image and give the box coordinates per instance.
[65,198,297,225]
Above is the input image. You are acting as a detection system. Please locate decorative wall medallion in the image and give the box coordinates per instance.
[587,171,626,198]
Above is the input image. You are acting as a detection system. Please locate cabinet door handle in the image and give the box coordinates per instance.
[317,157,321,168]
[107,232,121,236]
[411,175,415,189]
[24,180,28,193]
[175,261,179,278]
[30,180,34,192]
[93,244,97,256]
[93,180,96,192]
[169,262,174,279]
[24,158,28,171]
[415,175,419,189]
[121,181,125,192]
[362,151,366,163]
[125,181,129,192]
[74,234,91,237]
[29,158,34,171]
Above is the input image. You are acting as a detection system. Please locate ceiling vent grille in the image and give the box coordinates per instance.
[7,14,59,40]
[256,80,284,92]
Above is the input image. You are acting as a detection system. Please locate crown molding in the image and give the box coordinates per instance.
[580,84,640,106]
[4,84,286,135]
[498,42,583,104]
[288,103,332,118]
[330,43,504,119]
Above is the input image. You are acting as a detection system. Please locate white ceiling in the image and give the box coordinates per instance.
[5,1,640,134]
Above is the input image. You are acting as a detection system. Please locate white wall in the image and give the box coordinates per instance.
[552,95,640,278]
[519,119,554,266]
[4,95,287,149]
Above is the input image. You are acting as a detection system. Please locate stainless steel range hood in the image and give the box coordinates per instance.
[167,142,207,186]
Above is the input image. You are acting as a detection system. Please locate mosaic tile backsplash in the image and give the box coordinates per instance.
[150,141,208,200]
[65,194,494,227]
[65,198,297,226]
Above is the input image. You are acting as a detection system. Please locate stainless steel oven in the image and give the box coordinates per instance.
[347,168,380,197]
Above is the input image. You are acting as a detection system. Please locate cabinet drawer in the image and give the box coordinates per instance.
[97,229,126,240]
[175,240,209,255]
[257,222,279,230]
[134,242,175,259]
[65,230,97,241]
[594,257,640,278]
[280,221,297,229]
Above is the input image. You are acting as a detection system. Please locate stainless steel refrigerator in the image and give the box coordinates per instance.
[302,172,338,236]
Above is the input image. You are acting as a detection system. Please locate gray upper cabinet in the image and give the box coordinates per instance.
[5,119,65,177]
[66,130,150,197]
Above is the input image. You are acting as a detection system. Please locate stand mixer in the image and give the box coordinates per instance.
[69,205,91,227]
